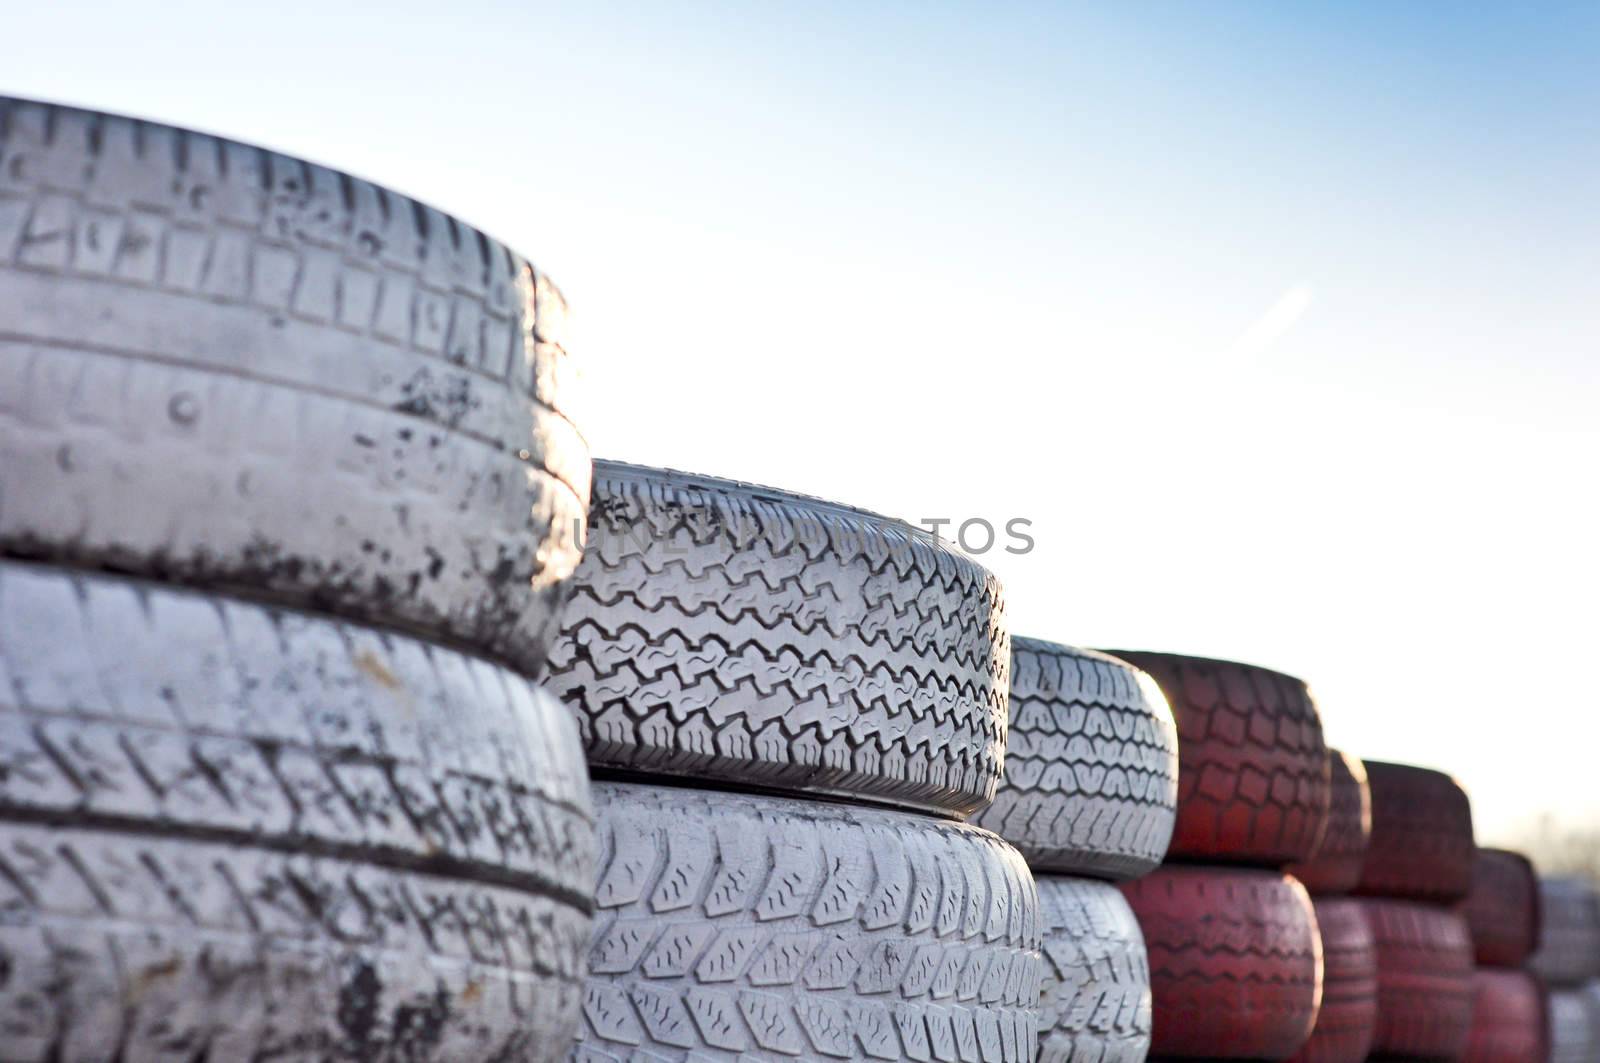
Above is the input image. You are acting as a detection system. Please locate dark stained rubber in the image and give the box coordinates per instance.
[1285,749,1370,896]
[1361,897,1475,1060]
[1120,865,1321,1059]
[1460,847,1540,969]
[1103,652,1330,866]
[1355,761,1475,903]
[1286,896,1377,1063]
[1463,969,1547,1063]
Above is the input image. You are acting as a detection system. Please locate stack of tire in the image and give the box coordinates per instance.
[543,462,1042,1062]
[1530,876,1600,1061]
[1284,751,1380,1063]
[1094,652,1333,1060]
[1349,761,1479,1061]
[1458,848,1547,1062]
[0,99,597,1059]
[969,641,1182,1060]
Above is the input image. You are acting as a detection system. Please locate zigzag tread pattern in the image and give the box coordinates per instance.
[1119,866,1321,1059]
[0,98,589,673]
[973,641,1177,881]
[1105,651,1329,865]
[1035,876,1151,1063]
[546,463,1009,816]
[0,560,595,900]
[0,823,590,1062]
[573,783,1042,1061]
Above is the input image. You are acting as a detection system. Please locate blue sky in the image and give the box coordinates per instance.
[7,1,1597,840]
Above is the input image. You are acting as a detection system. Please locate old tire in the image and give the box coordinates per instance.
[1354,761,1475,903]
[972,641,1178,880]
[0,97,588,676]
[0,559,594,1060]
[1463,969,1546,1063]
[546,462,1009,816]
[575,782,1041,1062]
[1036,876,1151,1063]
[1287,897,1377,1063]
[1120,865,1321,1059]
[1461,848,1540,969]
[1285,750,1370,896]
[1361,898,1475,1060]
[1548,985,1600,1063]
[1102,651,1329,865]
[1530,878,1600,986]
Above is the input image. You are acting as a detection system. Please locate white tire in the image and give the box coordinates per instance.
[0,97,588,674]
[546,462,1009,815]
[1035,876,1151,1062]
[574,782,1043,1061]
[972,641,1178,879]
[0,559,594,1060]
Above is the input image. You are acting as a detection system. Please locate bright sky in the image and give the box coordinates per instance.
[8,2,1597,843]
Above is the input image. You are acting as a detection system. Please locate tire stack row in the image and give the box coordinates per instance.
[1457,848,1547,1062]
[1349,762,1480,1061]
[0,99,599,1059]
[1530,876,1600,1061]
[543,462,1042,1062]
[1097,653,1333,1061]
[970,641,1182,1061]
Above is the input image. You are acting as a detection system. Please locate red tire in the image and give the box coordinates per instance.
[1287,897,1377,1063]
[1286,750,1370,895]
[1464,969,1547,1063]
[1460,847,1540,968]
[1361,897,1475,1059]
[1120,865,1321,1059]
[1355,761,1475,903]
[1105,652,1329,865]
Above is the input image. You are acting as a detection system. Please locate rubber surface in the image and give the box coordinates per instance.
[1548,985,1600,1063]
[1285,750,1369,896]
[1102,652,1329,866]
[1355,761,1475,903]
[1460,848,1540,969]
[1529,877,1600,986]
[546,462,1010,816]
[574,782,1042,1062]
[0,97,588,676]
[1120,865,1321,1059]
[0,559,595,1060]
[1361,897,1474,1060]
[1463,969,1546,1063]
[973,641,1178,880]
[1035,876,1151,1063]
[1286,897,1377,1063]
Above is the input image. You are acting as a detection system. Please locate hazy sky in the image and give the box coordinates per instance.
[7,2,1597,841]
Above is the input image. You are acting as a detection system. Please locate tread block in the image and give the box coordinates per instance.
[546,462,1010,816]
[1103,651,1329,865]
[973,640,1178,881]
[575,783,1042,1061]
